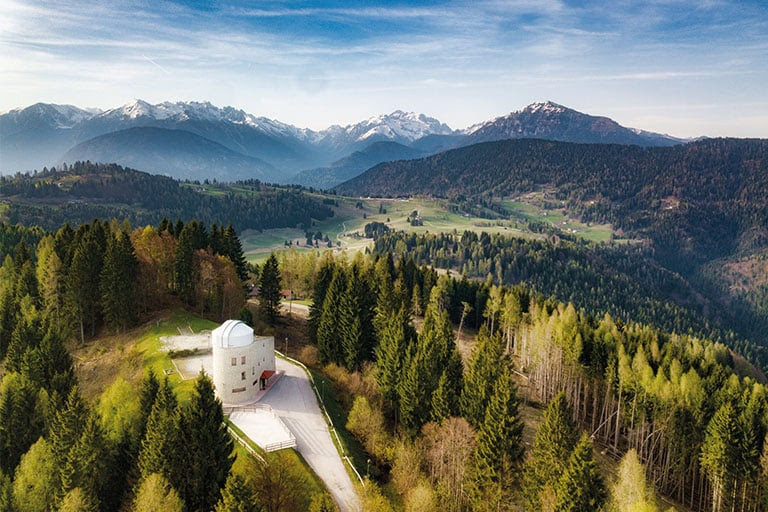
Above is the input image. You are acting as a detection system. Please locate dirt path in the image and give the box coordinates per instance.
[261,358,361,512]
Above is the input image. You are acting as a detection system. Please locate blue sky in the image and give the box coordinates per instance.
[1,0,767,136]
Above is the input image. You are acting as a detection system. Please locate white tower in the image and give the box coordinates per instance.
[211,320,275,405]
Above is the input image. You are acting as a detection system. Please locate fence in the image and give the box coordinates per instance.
[224,403,297,452]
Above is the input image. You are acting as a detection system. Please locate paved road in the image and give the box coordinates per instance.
[261,358,361,512]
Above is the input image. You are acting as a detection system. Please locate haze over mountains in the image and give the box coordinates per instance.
[1,100,687,186]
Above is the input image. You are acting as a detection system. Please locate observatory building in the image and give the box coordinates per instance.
[211,320,275,405]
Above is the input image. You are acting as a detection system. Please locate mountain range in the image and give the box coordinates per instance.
[0,100,687,185]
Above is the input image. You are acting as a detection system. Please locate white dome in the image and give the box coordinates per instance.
[212,320,253,348]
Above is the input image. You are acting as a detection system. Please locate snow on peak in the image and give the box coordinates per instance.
[335,110,454,143]
[518,101,568,115]
[3,103,98,128]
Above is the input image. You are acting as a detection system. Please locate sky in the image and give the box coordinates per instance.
[1,0,767,137]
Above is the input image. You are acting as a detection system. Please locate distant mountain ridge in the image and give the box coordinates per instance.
[1,99,688,184]
[463,101,684,147]
[61,127,277,182]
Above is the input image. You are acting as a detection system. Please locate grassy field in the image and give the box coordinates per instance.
[70,309,332,501]
[499,193,615,243]
[242,195,544,263]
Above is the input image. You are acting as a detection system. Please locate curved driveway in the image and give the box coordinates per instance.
[262,358,361,512]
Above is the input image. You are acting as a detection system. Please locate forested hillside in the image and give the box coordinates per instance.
[372,231,768,373]
[338,138,768,270]
[0,217,262,511]
[303,251,768,512]
[0,161,334,232]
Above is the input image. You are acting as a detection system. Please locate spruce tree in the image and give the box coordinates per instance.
[138,379,180,484]
[430,372,452,423]
[59,415,109,503]
[258,254,282,325]
[223,224,248,283]
[375,306,411,412]
[177,372,234,512]
[173,224,196,305]
[0,373,44,474]
[65,227,104,342]
[309,257,335,342]
[701,402,739,512]
[553,434,606,512]
[100,231,138,332]
[49,388,89,490]
[215,473,259,512]
[523,391,579,511]
[473,366,524,482]
[316,267,346,364]
[461,326,504,429]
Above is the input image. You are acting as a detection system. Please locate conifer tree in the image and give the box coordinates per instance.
[258,254,282,325]
[0,373,44,474]
[58,487,99,512]
[317,267,346,364]
[11,438,58,512]
[137,370,160,443]
[430,372,452,423]
[223,224,248,283]
[553,434,606,512]
[523,391,579,511]
[173,224,197,305]
[375,306,412,412]
[473,366,524,482]
[339,266,364,370]
[133,473,184,512]
[177,371,234,512]
[701,402,739,512]
[59,415,109,503]
[49,388,89,480]
[461,326,504,428]
[309,257,335,342]
[215,473,259,512]
[65,227,104,342]
[138,379,180,484]
[608,449,658,512]
[100,230,138,332]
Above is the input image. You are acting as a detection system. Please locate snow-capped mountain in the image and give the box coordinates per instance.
[1,99,689,183]
[313,110,456,159]
[464,101,683,147]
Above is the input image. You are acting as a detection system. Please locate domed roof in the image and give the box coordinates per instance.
[212,320,253,348]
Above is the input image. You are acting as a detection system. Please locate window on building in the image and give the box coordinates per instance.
[241,372,246,380]
[241,356,246,365]
[231,357,237,366]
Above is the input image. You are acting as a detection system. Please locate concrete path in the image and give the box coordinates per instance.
[262,358,361,512]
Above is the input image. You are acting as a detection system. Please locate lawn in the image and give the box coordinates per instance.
[499,197,615,243]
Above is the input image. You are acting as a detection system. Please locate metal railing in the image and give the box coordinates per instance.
[224,403,297,452]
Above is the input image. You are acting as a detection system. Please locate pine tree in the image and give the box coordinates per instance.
[133,473,184,512]
[138,379,180,484]
[223,224,248,283]
[461,326,504,428]
[309,257,335,342]
[65,227,104,342]
[430,372,452,423]
[177,371,234,512]
[473,366,524,482]
[58,487,99,512]
[0,373,44,474]
[59,415,109,503]
[608,449,658,512]
[523,391,579,511]
[316,267,346,364]
[553,434,606,512]
[215,473,259,512]
[701,402,739,512]
[375,306,411,412]
[173,223,197,305]
[100,231,138,332]
[258,254,282,325]
[49,388,90,481]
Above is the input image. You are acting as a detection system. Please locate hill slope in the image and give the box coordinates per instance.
[338,138,768,268]
[290,141,425,189]
[61,127,278,182]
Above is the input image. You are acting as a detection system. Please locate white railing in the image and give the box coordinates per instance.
[224,403,297,453]
[227,425,266,465]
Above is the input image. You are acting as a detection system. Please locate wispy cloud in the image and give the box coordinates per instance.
[0,0,766,136]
